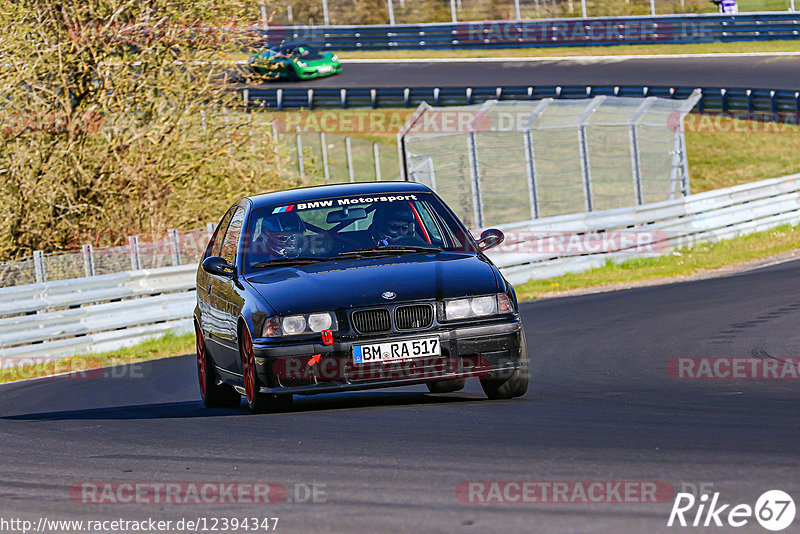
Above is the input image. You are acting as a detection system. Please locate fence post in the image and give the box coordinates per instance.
[650,0,656,15]
[577,96,606,212]
[296,126,305,181]
[320,132,331,183]
[523,130,539,220]
[345,137,355,182]
[33,250,46,283]
[260,0,268,30]
[206,222,216,249]
[629,97,657,206]
[466,132,483,228]
[373,142,382,181]
[128,236,141,271]
[581,0,587,17]
[82,244,95,277]
[168,229,182,266]
[243,89,249,113]
[426,156,437,190]
[522,98,551,220]
[514,0,521,20]
[387,0,396,24]
[450,0,457,22]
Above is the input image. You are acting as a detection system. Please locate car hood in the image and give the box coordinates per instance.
[244,252,499,315]
[297,55,335,66]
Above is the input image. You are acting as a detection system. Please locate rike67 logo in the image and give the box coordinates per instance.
[668,490,796,531]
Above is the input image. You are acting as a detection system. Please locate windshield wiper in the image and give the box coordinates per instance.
[338,245,443,258]
[251,257,334,268]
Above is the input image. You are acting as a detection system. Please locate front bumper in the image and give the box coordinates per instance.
[252,319,523,395]
[297,64,342,79]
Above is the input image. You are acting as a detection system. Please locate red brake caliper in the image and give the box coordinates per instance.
[243,328,255,402]
[196,325,206,397]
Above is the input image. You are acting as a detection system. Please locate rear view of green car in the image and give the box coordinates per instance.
[249,43,342,81]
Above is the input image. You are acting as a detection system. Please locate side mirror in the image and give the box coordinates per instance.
[202,256,234,277]
[477,228,504,251]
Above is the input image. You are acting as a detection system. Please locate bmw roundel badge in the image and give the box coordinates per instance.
[382,291,397,300]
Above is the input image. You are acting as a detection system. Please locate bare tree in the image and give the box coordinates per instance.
[0,0,296,259]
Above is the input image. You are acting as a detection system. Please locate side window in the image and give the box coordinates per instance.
[413,201,444,246]
[219,207,245,266]
[206,207,235,258]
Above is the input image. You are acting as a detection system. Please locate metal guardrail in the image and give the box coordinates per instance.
[258,13,800,50]
[494,172,800,284]
[243,86,800,123]
[0,265,196,364]
[2,172,799,363]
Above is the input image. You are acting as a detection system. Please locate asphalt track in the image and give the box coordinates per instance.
[2,258,800,533]
[257,54,800,91]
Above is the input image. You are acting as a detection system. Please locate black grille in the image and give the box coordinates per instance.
[352,308,392,334]
[395,304,434,330]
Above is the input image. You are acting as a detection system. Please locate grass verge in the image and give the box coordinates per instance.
[515,223,800,300]
[0,331,195,385]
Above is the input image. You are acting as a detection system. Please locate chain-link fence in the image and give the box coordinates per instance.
[273,126,402,184]
[265,0,796,26]
[400,92,701,229]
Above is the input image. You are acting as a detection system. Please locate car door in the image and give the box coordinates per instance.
[212,205,247,374]
[199,207,236,368]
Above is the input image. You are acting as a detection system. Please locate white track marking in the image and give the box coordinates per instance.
[340,52,800,63]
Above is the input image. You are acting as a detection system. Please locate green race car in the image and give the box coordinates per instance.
[249,43,342,81]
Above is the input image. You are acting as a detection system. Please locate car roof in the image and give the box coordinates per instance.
[247,181,433,209]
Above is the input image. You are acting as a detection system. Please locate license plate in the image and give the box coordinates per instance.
[317,66,333,73]
[353,337,440,364]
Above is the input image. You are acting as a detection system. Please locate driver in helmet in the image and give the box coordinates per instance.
[253,211,306,260]
[370,203,422,247]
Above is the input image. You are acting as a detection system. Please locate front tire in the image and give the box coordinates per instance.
[240,324,293,414]
[480,327,529,400]
[196,322,241,408]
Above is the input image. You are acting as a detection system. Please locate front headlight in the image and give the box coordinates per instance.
[443,294,515,321]
[282,315,306,335]
[296,60,307,67]
[332,54,339,62]
[262,312,338,337]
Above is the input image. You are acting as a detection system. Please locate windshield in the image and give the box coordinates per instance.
[293,45,322,60]
[243,192,476,270]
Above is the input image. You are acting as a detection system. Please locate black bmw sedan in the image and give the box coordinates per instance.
[195,182,528,413]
